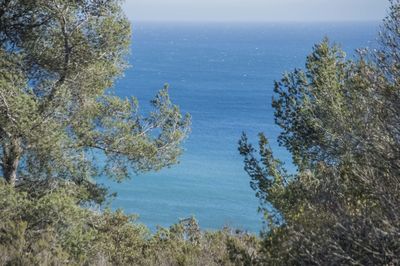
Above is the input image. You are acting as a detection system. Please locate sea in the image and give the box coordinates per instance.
[103,22,379,233]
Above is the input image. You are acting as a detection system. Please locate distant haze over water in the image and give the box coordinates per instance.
[103,22,379,233]
[123,0,388,22]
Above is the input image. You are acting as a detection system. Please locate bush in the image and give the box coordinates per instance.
[0,181,261,265]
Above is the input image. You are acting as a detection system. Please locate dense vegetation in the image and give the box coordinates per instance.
[0,180,260,265]
[0,0,399,265]
[239,1,400,264]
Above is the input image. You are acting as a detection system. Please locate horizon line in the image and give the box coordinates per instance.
[127,19,382,24]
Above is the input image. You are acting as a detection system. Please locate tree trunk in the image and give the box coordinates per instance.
[3,138,21,186]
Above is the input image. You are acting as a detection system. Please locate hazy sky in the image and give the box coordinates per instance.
[122,0,389,22]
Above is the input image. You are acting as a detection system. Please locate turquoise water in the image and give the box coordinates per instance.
[104,22,379,233]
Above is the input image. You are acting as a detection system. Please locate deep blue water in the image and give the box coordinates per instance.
[103,22,379,233]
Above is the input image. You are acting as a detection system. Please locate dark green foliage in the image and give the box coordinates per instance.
[239,1,400,264]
